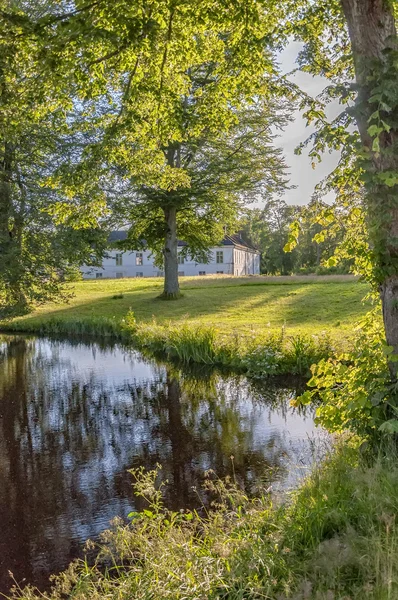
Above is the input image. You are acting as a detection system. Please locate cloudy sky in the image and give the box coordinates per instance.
[276,42,341,206]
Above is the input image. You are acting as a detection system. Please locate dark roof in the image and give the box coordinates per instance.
[109,231,259,252]
[109,231,128,242]
[221,234,259,252]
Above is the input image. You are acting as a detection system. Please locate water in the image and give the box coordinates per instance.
[0,335,326,594]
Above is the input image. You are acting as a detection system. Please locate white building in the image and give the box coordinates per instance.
[81,233,260,279]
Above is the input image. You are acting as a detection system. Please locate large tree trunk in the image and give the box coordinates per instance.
[161,205,181,299]
[0,143,28,312]
[341,0,398,378]
[0,142,13,248]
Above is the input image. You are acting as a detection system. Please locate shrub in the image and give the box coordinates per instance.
[293,310,397,438]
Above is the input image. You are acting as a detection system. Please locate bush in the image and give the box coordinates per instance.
[294,310,397,438]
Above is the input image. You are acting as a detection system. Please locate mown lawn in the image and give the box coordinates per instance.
[7,274,373,338]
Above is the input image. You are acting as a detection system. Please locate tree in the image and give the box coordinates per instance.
[0,2,107,314]
[243,201,299,275]
[339,0,398,377]
[285,0,398,377]
[0,115,108,314]
[110,100,290,296]
[242,199,347,275]
[31,0,292,298]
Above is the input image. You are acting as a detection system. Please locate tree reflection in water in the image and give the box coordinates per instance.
[0,336,320,593]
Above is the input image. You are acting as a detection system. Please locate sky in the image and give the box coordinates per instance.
[276,42,341,206]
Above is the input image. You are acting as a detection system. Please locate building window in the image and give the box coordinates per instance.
[136,272,144,277]
[116,272,123,279]
[216,271,224,274]
[198,271,206,276]
[178,254,184,264]
[115,253,123,266]
[96,272,103,279]
[216,251,224,264]
[178,271,185,276]
[136,252,143,266]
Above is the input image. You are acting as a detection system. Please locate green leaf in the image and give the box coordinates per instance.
[372,137,380,153]
[294,391,313,405]
[326,256,338,267]
[382,345,394,356]
[368,110,380,122]
[128,511,140,519]
[379,420,398,434]
[370,391,385,406]
[367,124,382,137]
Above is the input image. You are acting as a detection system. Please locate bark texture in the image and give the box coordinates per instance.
[0,142,28,309]
[341,0,398,377]
[162,205,180,299]
[0,142,13,246]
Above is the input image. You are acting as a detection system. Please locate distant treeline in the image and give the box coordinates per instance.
[241,199,351,276]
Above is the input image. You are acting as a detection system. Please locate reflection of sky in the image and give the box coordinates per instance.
[35,339,162,384]
[0,336,328,593]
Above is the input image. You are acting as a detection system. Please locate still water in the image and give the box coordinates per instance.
[0,335,325,594]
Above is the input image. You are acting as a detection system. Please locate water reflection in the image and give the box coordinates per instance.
[0,335,322,593]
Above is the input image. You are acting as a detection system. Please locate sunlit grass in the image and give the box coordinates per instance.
[4,275,372,339]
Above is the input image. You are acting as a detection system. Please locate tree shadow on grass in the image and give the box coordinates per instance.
[243,283,372,329]
[1,279,372,338]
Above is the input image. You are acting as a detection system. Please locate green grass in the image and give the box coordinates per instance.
[0,275,375,376]
[3,277,392,599]
[3,275,371,338]
[10,442,398,599]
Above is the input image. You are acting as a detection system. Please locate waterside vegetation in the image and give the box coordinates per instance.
[10,441,398,600]
[1,276,371,377]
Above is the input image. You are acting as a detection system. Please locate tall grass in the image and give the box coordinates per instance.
[9,442,398,599]
[2,312,336,377]
[4,315,127,340]
[164,322,218,364]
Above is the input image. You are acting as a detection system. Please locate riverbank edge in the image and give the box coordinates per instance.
[0,312,343,377]
[9,440,398,599]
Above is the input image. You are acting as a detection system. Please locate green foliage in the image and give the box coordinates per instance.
[242,201,300,275]
[282,1,398,290]
[282,0,398,408]
[243,198,352,275]
[294,310,398,437]
[11,443,398,600]
[0,1,109,313]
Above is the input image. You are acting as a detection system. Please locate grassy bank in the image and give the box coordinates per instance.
[3,275,368,336]
[0,275,373,377]
[10,442,398,599]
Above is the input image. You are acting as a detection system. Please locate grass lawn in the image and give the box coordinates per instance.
[6,274,373,339]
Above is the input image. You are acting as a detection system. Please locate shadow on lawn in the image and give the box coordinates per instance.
[3,278,371,336]
[245,283,371,328]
